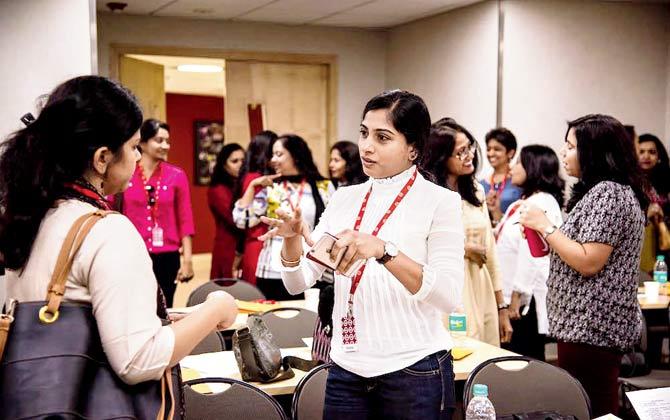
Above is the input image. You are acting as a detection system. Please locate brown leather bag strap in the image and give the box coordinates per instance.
[41,211,115,322]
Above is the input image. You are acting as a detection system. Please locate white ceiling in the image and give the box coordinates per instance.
[97,0,483,29]
[127,54,226,97]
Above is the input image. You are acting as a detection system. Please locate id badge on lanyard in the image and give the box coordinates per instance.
[340,168,417,352]
[152,225,164,247]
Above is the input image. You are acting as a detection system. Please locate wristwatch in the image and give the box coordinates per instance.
[542,224,558,239]
[497,302,509,311]
[377,241,399,265]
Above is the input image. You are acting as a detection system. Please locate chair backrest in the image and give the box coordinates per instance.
[463,356,591,419]
[184,377,287,420]
[261,307,318,348]
[291,363,330,420]
[186,279,265,306]
[212,278,266,301]
[190,331,226,355]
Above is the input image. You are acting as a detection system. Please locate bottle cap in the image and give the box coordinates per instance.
[658,255,665,262]
[473,383,488,397]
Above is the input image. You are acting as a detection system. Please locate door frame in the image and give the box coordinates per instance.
[109,43,338,148]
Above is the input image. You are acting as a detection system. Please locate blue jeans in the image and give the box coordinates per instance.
[324,350,455,420]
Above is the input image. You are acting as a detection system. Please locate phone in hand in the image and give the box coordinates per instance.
[306,232,364,277]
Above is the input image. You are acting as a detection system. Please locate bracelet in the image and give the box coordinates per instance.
[280,252,301,267]
[497,303,509,310]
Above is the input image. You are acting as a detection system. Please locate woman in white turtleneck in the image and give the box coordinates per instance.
[259,90,464,420]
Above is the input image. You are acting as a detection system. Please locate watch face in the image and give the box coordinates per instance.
[385,242,399,257]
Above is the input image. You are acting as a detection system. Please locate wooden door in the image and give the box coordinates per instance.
[119,56,166,121]
[225,61,329,173]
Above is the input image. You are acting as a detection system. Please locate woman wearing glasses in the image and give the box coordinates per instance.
[115,119,195,307]
[424,118,513,347]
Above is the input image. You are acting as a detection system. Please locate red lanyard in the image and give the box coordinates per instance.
[64,182,111,210]
[139,162,162,224]
[489,173,508,198]
[283,179,306,211]
[494,201,522,242]
[347,168,418,301]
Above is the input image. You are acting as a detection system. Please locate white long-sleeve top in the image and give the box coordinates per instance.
[5,200,175,385]
[281,166,464,377]
[494,192,563,334]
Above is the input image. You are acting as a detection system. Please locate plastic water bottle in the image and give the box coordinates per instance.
[654,255,667,284]
[465,384,496,420]
[448,311,467,337]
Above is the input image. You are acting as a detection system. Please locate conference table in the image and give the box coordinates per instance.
[637,290,670,311]
[179,299,518,396]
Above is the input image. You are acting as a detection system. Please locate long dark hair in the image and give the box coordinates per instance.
[330,140,366,186]
[210,143,244,188]
[271,134,327,225]
[638,133,670,196]
[140,118,169,142]
[362,90,432,179]
[235,130,277,199]
[517,145,565,205]
[0,75,142,270]
[565,114,649,212]
[424,117,482,206]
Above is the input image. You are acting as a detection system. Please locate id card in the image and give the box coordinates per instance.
[152,226,164,247]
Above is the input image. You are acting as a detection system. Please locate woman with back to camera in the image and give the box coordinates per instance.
[481,128,523,227]
[261,90,464,419]
[233,134,334,300]
[0,76,237,416]
[117,118,195,307]
[208,143,245,279]
[423,119,512,347]
[494,145,564,361]
[235,130,277,285]
[637,133,670,272]
[519,114,647,416]
[329,140,367,188]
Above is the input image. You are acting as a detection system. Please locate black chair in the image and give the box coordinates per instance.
[463,356,591,419]
[190,331,226,355]
[187,278,265,306]
[184,377,287,420]
[261,307,318,348]
[619,313,670,414]
[291,363,331,420]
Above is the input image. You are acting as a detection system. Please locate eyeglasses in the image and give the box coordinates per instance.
[452,144,476,161]
[145,185,156,207]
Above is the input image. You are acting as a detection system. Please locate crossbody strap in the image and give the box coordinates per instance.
[40,210,115,323]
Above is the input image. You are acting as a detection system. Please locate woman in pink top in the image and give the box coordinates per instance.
[119,119,196,307]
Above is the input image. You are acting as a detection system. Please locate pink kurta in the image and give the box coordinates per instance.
[121,162,195,254]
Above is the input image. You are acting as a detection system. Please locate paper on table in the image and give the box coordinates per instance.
[626,387,670,420]
[302,337,314,348]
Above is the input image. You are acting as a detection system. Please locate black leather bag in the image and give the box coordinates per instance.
[232,314,317,383]
[0,211,179,420]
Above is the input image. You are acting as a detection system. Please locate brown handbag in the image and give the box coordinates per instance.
[0,211,178,420]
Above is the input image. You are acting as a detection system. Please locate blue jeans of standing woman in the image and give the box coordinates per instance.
[324,350,455,420]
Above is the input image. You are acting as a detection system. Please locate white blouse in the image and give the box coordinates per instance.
[5,200,175,385]
[494,192,563,334]
[281,166,464,378]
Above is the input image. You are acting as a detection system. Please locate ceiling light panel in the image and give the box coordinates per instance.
[155,0,274,19]
[235,0,372,24]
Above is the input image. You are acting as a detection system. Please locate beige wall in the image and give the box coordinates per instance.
[502,0,670,151]
[386,1,499,147]
[0,0,95,140]
[387,0,670,157]
[97,13,387,145]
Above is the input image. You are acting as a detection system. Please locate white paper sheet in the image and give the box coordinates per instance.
[626,387,670,420]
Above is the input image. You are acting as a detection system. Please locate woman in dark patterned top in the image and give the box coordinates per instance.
[518,114,647,417]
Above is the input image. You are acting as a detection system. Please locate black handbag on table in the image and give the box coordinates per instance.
[232,314,318,383]
[0,211,180,420]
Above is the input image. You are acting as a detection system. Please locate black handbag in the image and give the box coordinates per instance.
[0,211,179,420]
[232,314,317,383]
